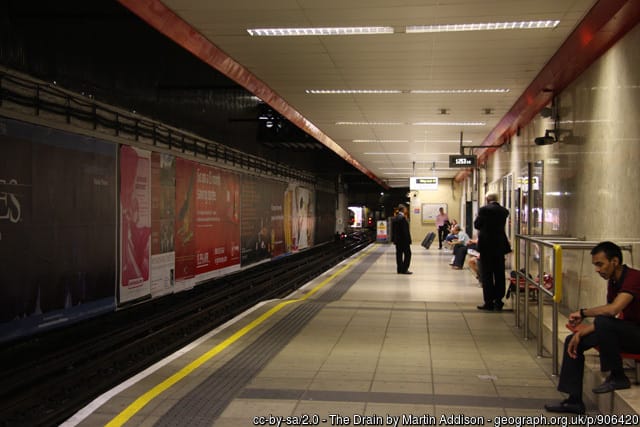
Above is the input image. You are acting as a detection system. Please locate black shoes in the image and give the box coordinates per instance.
[477,300,504,312]
[544,399,585,414]
[592,374,631,393]
[400,271,413,275]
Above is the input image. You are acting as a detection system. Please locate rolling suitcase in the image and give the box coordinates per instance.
[421,232,436,249]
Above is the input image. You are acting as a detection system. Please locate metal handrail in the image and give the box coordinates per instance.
[513,234,638,375]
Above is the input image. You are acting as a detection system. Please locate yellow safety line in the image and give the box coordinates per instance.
[106,244,376,426]
[553,244,563,303]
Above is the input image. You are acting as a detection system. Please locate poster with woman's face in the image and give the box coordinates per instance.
[288,185,314,251]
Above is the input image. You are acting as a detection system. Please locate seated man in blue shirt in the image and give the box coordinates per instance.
[448,225,472,269]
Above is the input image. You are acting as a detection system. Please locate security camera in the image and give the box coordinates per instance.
[534,136,555,145]
[534,129,557,146]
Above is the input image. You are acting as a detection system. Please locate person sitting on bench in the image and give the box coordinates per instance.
[544,241,640,415]
[447,225,474,269]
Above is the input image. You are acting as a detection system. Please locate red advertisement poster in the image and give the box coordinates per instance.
[150,153,175,297]
[175,158,197,290]
[195,165,240,281]
[119,145,151,303]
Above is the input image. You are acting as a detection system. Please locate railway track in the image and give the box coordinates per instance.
[0,232,372,427]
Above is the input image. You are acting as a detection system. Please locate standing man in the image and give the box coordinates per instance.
[545,242,640,415]
[391,204,412,275]
[435,207,450,250]
[474,193,510,311]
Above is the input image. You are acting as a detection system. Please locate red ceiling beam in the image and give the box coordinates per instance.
[455,0,640,182]
[117,0,389,189]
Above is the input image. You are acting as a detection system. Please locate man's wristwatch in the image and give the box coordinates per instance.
[580,308,587,318]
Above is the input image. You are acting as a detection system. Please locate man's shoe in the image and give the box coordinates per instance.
[493,300,504,312]
[544,399,585,414]
[592,375,631,393]
[477,304,494,311]
[401,271,413,275]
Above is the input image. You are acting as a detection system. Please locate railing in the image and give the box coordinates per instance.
[0,66,320,185]
[513,235,637,375]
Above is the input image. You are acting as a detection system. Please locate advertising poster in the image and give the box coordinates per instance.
[376,220,389,242]
[150,153,175,297]
[0,117,116,342]
[175,158,197,290]
[270,184,286,257]
[240,177,286,266]
[283,190,293,252]
[285,184,315,252]
[195,165,241,282]
[315,190,336,244]
[119,146,151,303]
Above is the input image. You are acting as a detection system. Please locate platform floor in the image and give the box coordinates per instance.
[66,243,584,427]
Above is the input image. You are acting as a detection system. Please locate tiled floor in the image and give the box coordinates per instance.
[73,243,577,427]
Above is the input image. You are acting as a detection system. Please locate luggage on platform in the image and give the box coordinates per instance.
[421,232,436,249]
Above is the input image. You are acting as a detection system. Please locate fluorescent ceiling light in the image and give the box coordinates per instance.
[365,152,413,155]
[412,122,486,126]
[414,139,472,143]
[406,20,560,33]
[365,152,451,155]
[309,88,508,94]
[366,152,459,155]
[410,89,509,94]
[336,122,403,126]
[380,167,445,170]
[307,89,401,94]
[353,139,408,143]
[247,27,394,36]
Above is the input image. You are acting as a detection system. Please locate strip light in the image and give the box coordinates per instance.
[414,139,472,143]
[247,27,394,36]
[336,122,403,126]
[410,89,509,94]
[406,20,560,33]
[338,121,485,126]
[413,121,486,126]
[306,89,401,94]
[353,139,408,143]
[308,89,508,94]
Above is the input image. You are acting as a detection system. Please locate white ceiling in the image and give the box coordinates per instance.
[161,0,596,186]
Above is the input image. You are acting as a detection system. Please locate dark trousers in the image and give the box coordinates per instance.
[452,244,467,267]
[557,316,640,398]
[437,226,448,249]
[395,244,411,273]
[480,252,506,305]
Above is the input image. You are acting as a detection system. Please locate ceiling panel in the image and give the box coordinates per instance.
[160,0,599,185]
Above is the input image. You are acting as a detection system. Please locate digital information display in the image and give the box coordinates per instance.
[449,154,477,168]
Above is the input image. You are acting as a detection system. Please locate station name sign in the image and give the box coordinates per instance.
[410,177,438,190]
[449,154,477,168]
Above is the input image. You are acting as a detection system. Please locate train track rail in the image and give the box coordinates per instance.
[0,232,372,427]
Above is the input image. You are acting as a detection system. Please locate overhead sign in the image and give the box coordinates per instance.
[517,176,540,191]
[449,154,477,168]
[410,177,438,190]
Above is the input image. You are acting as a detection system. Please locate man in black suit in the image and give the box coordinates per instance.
[391,204,412,274]
[474,193,510,311]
